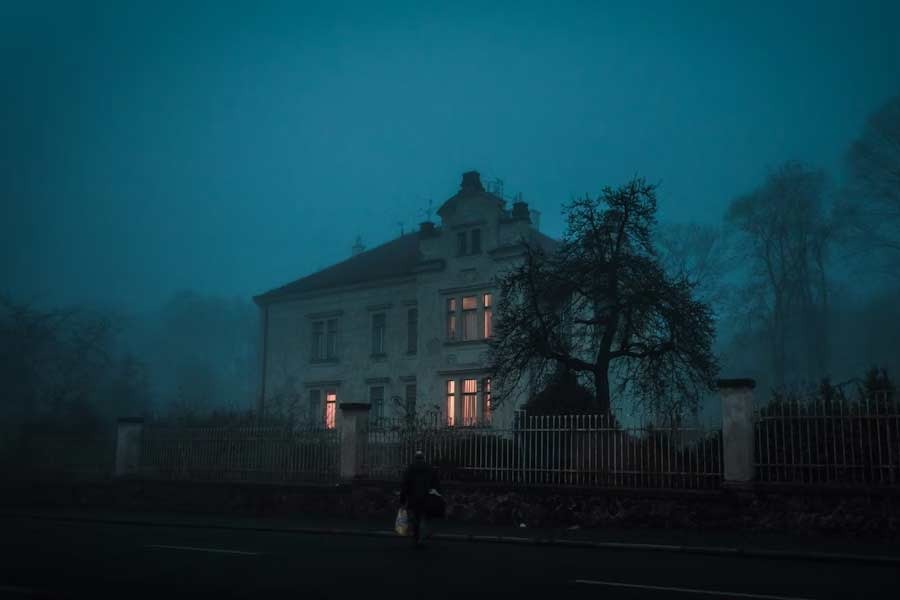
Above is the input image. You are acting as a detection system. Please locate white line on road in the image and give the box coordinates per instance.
[572,579,814,600]
[147,544,260,556]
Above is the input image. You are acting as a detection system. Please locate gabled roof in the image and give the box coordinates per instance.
[254,232,423,304]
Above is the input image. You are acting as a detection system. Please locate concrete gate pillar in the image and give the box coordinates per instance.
[114,417,144,477]
[717,379,756,487]
[339,403,371,480]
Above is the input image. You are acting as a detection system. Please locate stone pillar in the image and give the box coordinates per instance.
[717,379,756,486]
[114,417,144,477]
[339,403,371,480]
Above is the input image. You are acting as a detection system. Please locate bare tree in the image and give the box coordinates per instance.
[489,177,719,416]
[839,94,900,279]
[725,162,834,386]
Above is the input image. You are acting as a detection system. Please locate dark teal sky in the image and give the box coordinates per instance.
[2,0,898,310]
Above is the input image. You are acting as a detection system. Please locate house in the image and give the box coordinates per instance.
[253,171,552,429]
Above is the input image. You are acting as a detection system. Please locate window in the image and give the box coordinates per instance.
[325,390,337,429]
[311,321,324,359]
[462,379,477,426]
[482,378,492,425]
[405,383,417,420]
[407,308,418,354]
[471,228,481,254]
[483,293,493,338]
[446,298,458,340]
[462,296,478,340]
[446,380,456,427]
[370,386,384,421]
[457,231,467,256]
[311,318,338,360]
[326,318,337,358]
[308,389,321,425]
[371,313,386,355]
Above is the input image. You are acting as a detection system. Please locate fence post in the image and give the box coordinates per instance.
[339,403,371,480]
[717,379,756,487]
[114,417,144,477]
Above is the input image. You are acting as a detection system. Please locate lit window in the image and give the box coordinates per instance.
[463,379,477,426]
[471,228,481,254]
[462,296,477,340]
[483,293,493,338]
[325,390,337,429]
[372,313,386,355]
[482,378,492,425]
[446,298,457,340]
[370,386,384,421]
[407,308,418,354]
[446,380,456,427]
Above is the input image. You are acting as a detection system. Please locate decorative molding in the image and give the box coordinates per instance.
[439,283,495,295]
[437,367,493,377]
[402,299,418,306]
[450,219,488,230]
[399,375,417,382]
[306,309,344,320]
[304,380,342,388]
[367,303,393,312]
[365,377,391,384]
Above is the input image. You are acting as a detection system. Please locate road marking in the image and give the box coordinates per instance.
[147,544,260,556]
[572,579,814,600]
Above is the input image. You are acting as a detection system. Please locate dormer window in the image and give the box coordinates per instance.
[457,228,482,256]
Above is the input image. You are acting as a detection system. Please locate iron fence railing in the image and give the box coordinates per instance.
[361,412,723,489]
[755,390,899,485]
[139,425,340,483]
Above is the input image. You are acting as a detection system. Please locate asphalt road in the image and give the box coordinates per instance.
[1,516,897,599]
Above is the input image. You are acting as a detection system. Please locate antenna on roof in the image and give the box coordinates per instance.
[397,221,405,237]
[417,198,434,222]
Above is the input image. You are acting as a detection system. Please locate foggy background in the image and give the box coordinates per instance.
[2,1,898,427]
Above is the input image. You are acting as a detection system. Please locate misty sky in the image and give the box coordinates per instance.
[2,1,898,312]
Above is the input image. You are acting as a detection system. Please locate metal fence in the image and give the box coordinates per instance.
[140,425,340,483]
[361,412,723,489]
[755,390,899,485]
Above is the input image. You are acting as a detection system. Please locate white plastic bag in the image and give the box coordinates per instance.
[395,507,409,536]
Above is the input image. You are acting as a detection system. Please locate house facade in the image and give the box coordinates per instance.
[254,171,551,429]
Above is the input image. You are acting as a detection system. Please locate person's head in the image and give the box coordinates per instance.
[414,450,425,464]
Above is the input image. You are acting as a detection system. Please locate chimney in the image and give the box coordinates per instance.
[351,236,365,256]
[460,171,485,194]
[529,208,541,231]
[512,200,531,222]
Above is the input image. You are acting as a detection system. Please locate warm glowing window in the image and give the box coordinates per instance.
[482,378,492,425]
[462,379,477,426]
[325,390,337,429]
[372,313,386,355]
[446,380,456,427]
[483,293,493,338]
[462,296,477,340]
[446,298,458,340]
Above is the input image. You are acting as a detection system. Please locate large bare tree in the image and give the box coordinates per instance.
[488,177,719,416]
[726,162,834,387]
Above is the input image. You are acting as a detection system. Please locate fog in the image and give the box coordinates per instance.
[2,1,899,426]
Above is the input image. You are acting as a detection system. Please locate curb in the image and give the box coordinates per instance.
[4,512,899,566]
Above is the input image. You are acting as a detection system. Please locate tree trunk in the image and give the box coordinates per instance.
[593,364,611,415]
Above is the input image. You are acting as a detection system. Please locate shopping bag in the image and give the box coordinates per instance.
[424,489,446,518]
[395,507,409,536]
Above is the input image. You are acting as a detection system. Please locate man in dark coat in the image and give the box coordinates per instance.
[400,450,440,546]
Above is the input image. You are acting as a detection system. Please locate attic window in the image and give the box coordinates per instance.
[457,228,482,256]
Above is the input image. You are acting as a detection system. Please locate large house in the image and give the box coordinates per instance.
[254,171,552,429]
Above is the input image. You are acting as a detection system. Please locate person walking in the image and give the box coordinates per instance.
[400,450,440,547]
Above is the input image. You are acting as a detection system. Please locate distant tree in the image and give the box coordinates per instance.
[725,161,835,386]
[489,177,719,416]
[839,94,900,279]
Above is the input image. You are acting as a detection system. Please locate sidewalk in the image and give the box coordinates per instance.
[3,506,898,565]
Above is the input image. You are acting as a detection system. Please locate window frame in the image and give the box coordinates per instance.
[371,312,386,356]
[407,307,418,354]
[369,385,385,421]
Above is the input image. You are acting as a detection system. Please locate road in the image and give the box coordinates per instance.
[1,515,897,599]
